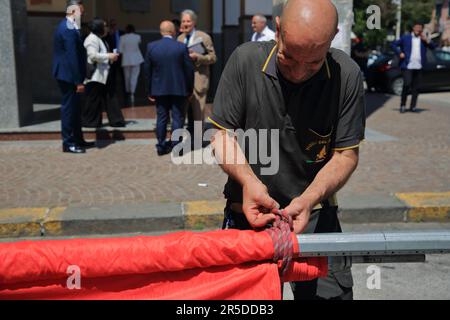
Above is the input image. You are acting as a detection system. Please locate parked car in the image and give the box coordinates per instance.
[366,50,450,95]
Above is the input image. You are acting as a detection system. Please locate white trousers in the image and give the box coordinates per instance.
[122,65,141,94]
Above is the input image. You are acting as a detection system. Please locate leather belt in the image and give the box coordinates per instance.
[230,194,338,214]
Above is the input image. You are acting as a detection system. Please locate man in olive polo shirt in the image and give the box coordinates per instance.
[209,0,366,300]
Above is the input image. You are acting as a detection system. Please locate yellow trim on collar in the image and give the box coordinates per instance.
[262,44,278,73]
[208,117,232,132]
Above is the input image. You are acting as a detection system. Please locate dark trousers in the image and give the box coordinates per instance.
[155,96,187,152]
[223,202,354,301]
[83,81,125,128]
[57,80,83,147]
[401,69,423,109]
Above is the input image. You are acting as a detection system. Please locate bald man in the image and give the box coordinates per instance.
[251,14,275,42]
[209,0,366,300]
[145,21,194,156]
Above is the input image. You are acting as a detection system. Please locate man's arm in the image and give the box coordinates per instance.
[144,45,152,97]
[194,33,217,66]
[211,129,279,228]
[63,31,84,85]
[391,37,403,56]
[210,46,278,229]
[284,149,359,234]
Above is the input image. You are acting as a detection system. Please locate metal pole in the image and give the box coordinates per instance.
[396,0,402,39]
[296,231,450,264]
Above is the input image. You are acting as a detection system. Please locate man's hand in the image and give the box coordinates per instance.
[283,197,314,234]
[399,52,406,59]
[148,96,156,103]
[242,178,279,229]
[189,51,199,62]
[76,85,85,93]
[420,33,429,43]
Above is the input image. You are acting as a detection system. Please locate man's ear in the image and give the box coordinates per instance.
[275,16,281,42]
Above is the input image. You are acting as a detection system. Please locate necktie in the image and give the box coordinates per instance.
[186,34,191,46]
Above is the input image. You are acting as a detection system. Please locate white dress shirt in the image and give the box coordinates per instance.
[251,26,276,42]
[184,29,197,46]
[408,33,423,70]
[66,16,80,30]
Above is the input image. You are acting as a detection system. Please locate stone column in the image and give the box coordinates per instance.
[272,0,354,55]
[0,0,33,128]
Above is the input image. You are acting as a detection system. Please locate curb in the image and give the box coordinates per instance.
[0,193,449,239]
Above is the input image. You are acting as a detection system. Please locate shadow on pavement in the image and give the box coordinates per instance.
[365,92,393,118]
[95,129,125,149]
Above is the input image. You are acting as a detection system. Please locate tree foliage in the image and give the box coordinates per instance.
[353,0,435,49]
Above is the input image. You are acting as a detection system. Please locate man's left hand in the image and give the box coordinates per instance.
[283,197,314,234]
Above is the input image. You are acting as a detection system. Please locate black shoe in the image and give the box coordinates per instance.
[110,122,126,128]
[400,106,406,114]
[78,140,96,148]
[410,107,418,113]
[157,149,171,156]
[63,145,86,154]
[157,145,173,156]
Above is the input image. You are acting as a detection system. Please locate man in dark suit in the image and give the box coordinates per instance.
[52,0,94,153]
[391,22,436,113]
[145,21,194,156]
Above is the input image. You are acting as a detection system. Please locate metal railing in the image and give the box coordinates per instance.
[296,231,450,264]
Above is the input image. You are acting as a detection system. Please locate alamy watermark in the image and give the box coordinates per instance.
[67,265,81,290]
[366,5,381,30]
[366,265,382,290]
[170,122,281,176]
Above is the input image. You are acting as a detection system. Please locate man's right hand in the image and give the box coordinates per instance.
[242,178,279,229]
[399,52,405,59]
[76,85,85,93]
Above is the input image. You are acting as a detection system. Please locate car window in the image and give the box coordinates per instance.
[435,51,450,61]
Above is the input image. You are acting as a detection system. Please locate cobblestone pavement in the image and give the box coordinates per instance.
[0,142,227,209]
[341,92,450,198]
[0,92,449,209]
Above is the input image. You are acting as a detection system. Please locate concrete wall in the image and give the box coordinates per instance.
[0,0,33,128]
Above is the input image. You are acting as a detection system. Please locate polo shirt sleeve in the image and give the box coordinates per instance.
[333,67,366,151]
[209,47,246,130]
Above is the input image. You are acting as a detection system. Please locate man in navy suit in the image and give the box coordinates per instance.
[52,0,94,154]
[145,21,194,156]
[391,22,436,113]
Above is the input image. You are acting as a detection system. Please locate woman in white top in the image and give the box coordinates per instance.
[119,24,144,106]
[83,18,124,128]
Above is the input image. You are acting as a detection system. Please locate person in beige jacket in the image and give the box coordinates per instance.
[178,9,217,134]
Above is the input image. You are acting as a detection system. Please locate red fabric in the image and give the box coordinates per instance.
[0,230,327,300]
